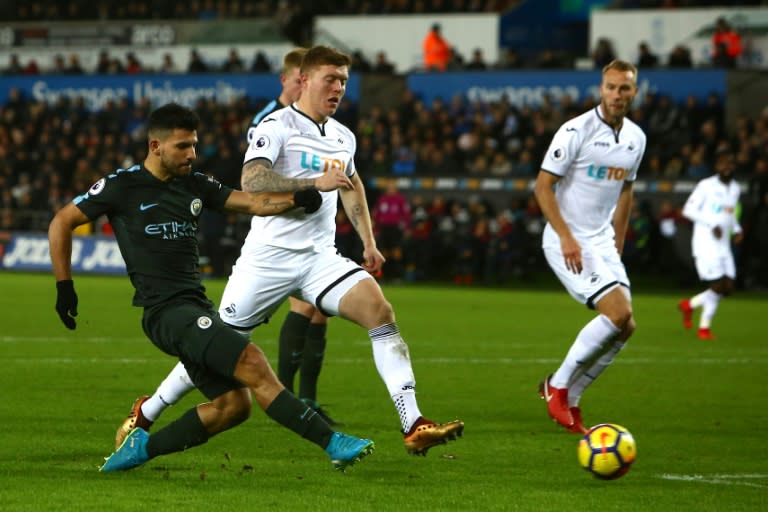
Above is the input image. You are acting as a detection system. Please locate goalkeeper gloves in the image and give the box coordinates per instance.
[55,279,78,330]
[293,188,322,214]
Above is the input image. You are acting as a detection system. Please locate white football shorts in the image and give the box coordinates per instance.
[694,252,736,282]
[542,225,630,309]
[218,244,372,330]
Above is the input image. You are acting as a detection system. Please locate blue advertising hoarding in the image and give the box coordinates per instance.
[407,69,726,107]
[0,73,361,111]
[1,233,126,274]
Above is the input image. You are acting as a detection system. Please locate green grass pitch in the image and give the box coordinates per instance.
[0,272,766,511]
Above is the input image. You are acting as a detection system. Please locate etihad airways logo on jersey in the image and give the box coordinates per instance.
[710,204,735,214]
[300,152,346,173]
[587,165,628,181]
[145,220,197,239]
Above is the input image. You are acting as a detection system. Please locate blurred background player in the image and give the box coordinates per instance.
[534,60,646,434]
[678,148,743,340]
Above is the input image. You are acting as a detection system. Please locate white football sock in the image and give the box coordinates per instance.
[568,340,626,407]
[551,315,620,389]
[690,289,710,309]
[699,290,722,329]
[141,362,195,422]
[369,323,422,432]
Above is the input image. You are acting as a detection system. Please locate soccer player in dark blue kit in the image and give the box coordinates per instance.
[48,103,374,472]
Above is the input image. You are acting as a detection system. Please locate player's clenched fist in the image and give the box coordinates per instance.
[314,169,353,191]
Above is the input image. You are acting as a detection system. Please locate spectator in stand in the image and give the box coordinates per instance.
[159,53,180,73]
[372,51,396,74]
[490,151,513,176]
[495,48,523,69]
[447,46,465,71]
[636,42,659,68]
[188,49,209,73]
[23,59,39,75]
[52,54,67,74]
[221,49,245,73]
[465,48,488,70]
[351,50,372,73]
[592,38,616,69]
[125,52,143,74]
[423,23,452,72]
[96,51,111,74]
[392,146,417,175]
[66,54,85,74]
[668,44,693,68]
[251,51,272,72]
[372,179,412,281]
[711,17,742,68]
[647,94,683,155]
[4,54,23,74]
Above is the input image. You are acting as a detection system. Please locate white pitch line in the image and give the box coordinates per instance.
[657,473,768,489]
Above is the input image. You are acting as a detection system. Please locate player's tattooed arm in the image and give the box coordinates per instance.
[241,158,315,193]
[340,173,376,248]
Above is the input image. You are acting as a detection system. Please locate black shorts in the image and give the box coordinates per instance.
[142,293,248,400]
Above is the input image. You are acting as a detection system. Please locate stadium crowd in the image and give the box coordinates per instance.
[1,84,767,287]
[2,0,767,287]
[0,1,520,21]
[2,1,763,21]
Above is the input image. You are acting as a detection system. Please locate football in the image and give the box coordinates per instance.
[577,423,636,480]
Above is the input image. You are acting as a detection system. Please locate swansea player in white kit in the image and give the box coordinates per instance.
[534,60,646,434]
[678,149,743,340]
[119,46,463,456]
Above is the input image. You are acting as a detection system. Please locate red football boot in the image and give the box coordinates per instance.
[539,375,574,429]
[678,299,693,330]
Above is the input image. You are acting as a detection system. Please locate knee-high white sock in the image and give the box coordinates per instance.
[551,315,620,389]
[369,323,422,433]
[141,362,195,421]
[700,290,722,329]
[568,340,626,407]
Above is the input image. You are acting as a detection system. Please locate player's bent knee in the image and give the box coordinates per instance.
[371,298,395,325]
[621,316,636,340]
[606,308,632,331]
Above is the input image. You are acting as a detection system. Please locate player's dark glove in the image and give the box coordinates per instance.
[55,279,78,330]
[293,188,322,214]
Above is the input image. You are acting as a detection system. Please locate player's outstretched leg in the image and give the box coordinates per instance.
[403,417,465,456]
[325,432,375,471]
[115,396,153,449]
[301,398,340,426]
[100,428,150,472]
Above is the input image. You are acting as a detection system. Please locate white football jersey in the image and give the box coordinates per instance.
[682,175,741,257]
[540,106,646,239]
[241,104,357,251]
